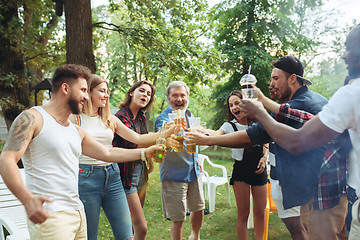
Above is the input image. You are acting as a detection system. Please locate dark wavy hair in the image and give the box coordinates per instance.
[119,81,155,112]
[226,90,242,122]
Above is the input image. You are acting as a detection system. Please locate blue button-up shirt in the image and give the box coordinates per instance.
[247,86,329,209]
[155,107,200,182]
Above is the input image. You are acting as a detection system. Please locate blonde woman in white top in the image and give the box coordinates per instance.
[71,74,172,240]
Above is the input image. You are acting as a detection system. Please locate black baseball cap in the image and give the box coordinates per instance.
[272,56,312,85]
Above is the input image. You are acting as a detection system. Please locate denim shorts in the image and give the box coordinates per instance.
[124,161,148,195]
[78,163,133,240]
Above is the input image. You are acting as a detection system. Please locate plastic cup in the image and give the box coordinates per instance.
[242,88,258,100]
[188,117,201,129]
[240,73,258,100]
[240,74,257,86]
[168,113,174,123]
[187,117,201,153]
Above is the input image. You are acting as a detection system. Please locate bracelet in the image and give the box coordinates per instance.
[141,148,146,162]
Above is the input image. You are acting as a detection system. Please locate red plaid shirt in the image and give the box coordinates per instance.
[276,104,351,210]
[112,106,148,189]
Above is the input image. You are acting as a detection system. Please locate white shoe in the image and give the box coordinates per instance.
[188,233,200,240]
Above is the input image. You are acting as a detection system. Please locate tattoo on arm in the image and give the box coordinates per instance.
[3,111,35,152]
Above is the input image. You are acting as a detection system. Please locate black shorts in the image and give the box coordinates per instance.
[230,145,268,186]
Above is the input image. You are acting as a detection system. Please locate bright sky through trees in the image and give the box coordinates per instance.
[92,0,359,27]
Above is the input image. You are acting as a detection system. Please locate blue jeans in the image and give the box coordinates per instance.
[346,186,359,236]
[79,163,133,240]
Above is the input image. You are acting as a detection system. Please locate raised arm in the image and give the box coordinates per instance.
[0,109,51,224]
[111,115,173,147]
[186,130,253,148]
[79,126,165,163]
[240,100,339,155]
[200,128,224,136]
[256,87,281,114]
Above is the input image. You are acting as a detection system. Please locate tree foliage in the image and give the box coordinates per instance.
[309,58,346,99]
[208,0,334,129]
[308,22,358,98]
[0,0,61,129]
[0,0,350,133]
[86,0,226,131]
[92,0,223,116]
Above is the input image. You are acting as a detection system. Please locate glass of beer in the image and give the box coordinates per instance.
[154,121,167,163]
[173,110,185,152]
[187,117,201,154]
[154,137,166,163]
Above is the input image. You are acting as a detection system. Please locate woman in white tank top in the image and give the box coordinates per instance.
[201,90,268,240]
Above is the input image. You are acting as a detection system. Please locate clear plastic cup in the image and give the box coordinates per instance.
[242,88,258,100]
[240,74,257,87]
[168,113,175,123]
[240,73,258,100]
[188,117,201,129]
[187,117,201,153]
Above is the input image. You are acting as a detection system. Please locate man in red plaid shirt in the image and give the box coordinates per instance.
[240,25,360,238]
[242,95,351,240]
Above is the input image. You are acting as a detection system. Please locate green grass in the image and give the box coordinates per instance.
[98,147,291,239]
[0,140,4,153]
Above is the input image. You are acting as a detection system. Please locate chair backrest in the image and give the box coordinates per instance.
[198,154,227,178]
[0,169,29,239]
[198,154,206,172]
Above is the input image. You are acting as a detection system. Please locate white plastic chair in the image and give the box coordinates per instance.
[0,169,30,240]
[198,154,230,212]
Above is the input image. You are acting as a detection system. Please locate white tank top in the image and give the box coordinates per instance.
[22,106,83,212]
[77,113,113,165]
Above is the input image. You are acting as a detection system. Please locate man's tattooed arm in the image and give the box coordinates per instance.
[3,111,36,152]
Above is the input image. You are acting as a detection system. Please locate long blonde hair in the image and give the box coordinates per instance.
[83,74,116,131]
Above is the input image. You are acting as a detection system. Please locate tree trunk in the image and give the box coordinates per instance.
[124,45,128,83]
[0,1,29,130]
[134,51,138,81]
[159,78,171,112]
[64,0,96,73]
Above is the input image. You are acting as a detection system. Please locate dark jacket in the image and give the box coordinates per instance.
[247,86,328,209]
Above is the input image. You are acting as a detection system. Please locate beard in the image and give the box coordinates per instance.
[279,85,292,102]
[168,99,189,110]
[67,94,82,114]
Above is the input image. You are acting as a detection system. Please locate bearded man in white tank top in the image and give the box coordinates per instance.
[0,64,165,240]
